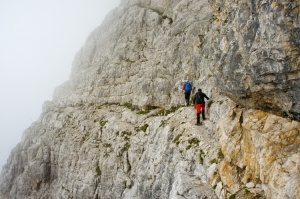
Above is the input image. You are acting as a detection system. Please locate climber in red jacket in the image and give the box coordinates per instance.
[193,89,209,125]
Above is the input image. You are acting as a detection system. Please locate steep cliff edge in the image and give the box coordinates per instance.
[1,0,299,199]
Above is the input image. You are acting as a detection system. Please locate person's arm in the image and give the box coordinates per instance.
[204,94,209,100]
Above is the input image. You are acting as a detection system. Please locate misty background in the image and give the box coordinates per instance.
[0,0,121,169]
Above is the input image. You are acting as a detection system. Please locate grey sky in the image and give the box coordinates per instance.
[0,0,121,169]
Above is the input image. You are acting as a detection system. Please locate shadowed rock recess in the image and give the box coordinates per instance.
[0,0,299,198]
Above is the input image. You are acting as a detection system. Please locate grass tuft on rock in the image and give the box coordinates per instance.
[95,166,102,176]
[156,105,182,116]
[218,148,224,160]
[136,110,150,115]
[100,118,108,126]
[173,134,182,146]
[125,142,131,151]
[188,137,200,145]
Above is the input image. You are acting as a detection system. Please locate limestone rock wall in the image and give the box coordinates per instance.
[1,0,300,198]
[53,0,300,120]
[217,102,300,198]
[1,98,299,198]
[53,0,214,108]
[207,0,300,120]
[0,103,220,199]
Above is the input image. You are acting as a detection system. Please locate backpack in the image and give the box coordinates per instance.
[195,92,204,104]
[184,82,191,91]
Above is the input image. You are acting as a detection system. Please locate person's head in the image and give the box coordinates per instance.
[198,89,202,92]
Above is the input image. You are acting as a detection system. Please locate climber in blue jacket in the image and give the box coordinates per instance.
[182,80,192,106]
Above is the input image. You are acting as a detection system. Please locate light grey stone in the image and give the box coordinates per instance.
[1,0,300,198]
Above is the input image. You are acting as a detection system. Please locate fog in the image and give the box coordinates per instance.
[0,0,121,169]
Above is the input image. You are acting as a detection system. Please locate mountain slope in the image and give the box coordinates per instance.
[1,0,299,198]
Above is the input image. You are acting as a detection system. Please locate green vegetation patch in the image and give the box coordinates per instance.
[198,34,205,41]
[198,34,205,48]
[104,152,109,158]
[124,142,131,151]
[156,105,182,116]
[209,148,224,164]
[157,109,166,116]
[229,194,236,199]
[95,166,102,176]
[210,158,218,164]
[135,124,149,132]
[124,136,130,141]
[103,143,111,148]
[173,134,182,146]
[218,148,224,160]
[100,118,108,126]
[188,137,200,145]
[140,124,149,132]
[184,138,200,151]
[245,188,251,194]
[118,131,132,142]
[159,120,166,127]
[136,110,150,115]
[199,149,205,164]
[121,131,132,137]
[123,102,137,111]
[124,102,133,109]
[207,100,213,108]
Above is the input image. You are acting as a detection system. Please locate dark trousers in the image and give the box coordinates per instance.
[197,113,200,124]
[184,90,191,106]
[202,109,206,120]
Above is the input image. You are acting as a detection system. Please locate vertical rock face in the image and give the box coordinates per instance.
[208,0,300,120]
[0,0,299,199]
[53,0,215,108]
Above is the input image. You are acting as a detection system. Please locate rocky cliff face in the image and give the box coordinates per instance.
[209,0,300,120]
[1,0,299,199]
